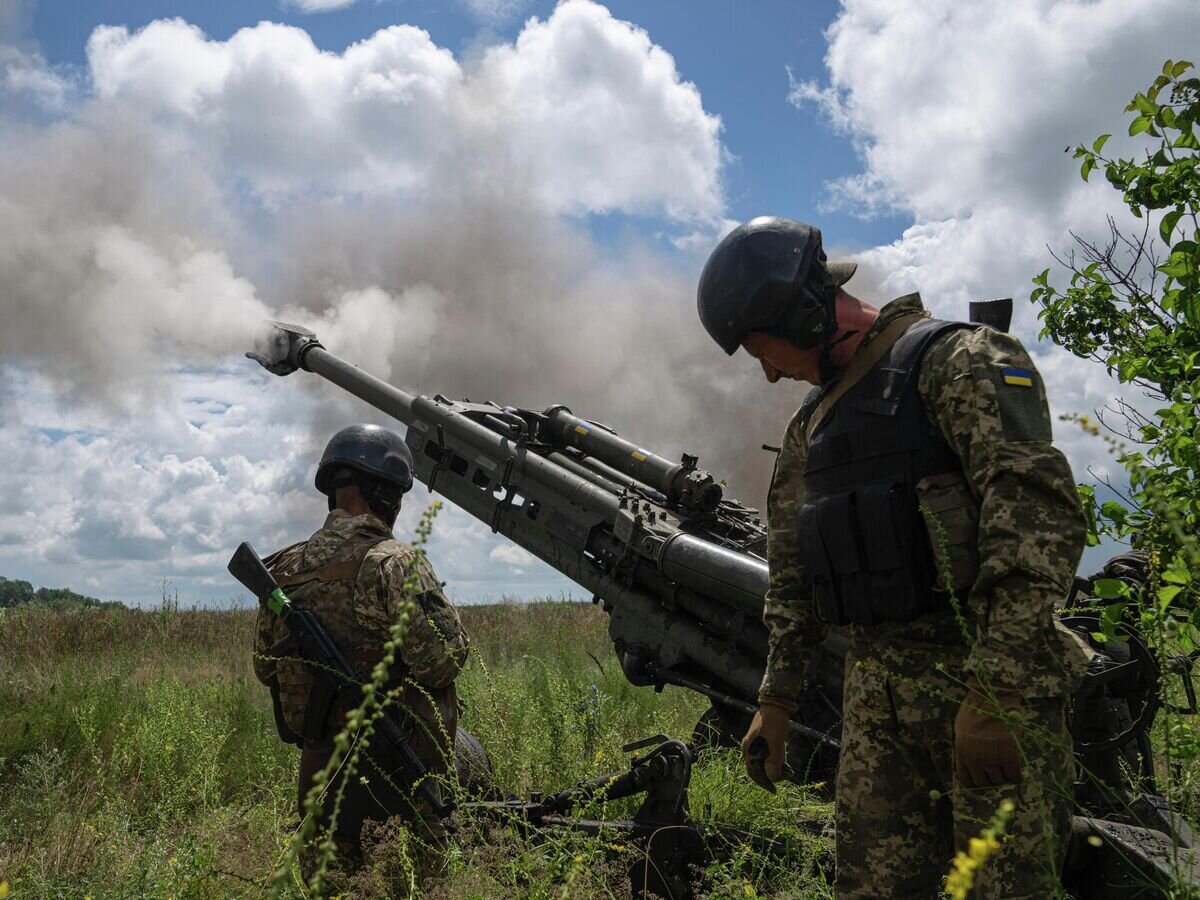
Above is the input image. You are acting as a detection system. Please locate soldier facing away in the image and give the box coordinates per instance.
[698,217,1091,898]
[252,424,470,886]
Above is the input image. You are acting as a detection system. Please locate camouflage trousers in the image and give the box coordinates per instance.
[835,649,1075,899]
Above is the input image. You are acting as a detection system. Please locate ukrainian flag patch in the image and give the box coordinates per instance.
[1001,367,1034,387]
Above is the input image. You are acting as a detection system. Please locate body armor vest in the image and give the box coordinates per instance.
[266,538,409,743]
[798,318,980,625]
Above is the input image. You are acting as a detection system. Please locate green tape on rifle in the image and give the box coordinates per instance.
[268,588,291,616]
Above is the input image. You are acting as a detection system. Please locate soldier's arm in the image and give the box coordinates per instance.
[378,553,470,690]
[920,328,1086,695]
[759,406,828,700]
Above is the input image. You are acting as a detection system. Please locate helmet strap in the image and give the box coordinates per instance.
[354,472,402,528]
[766,276,839,349]
[326,473,400,527]
[326,475,356,512]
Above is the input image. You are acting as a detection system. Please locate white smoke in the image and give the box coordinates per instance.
[0,2,792,605]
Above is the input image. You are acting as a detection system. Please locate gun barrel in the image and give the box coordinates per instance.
[300,344,623,524]
[256,324,775,714]
[301,345,418,424]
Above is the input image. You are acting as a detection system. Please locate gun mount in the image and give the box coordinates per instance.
[249,322,1199,898]
[466,735,801,899]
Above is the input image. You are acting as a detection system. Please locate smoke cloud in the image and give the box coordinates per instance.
[0,1,794,604]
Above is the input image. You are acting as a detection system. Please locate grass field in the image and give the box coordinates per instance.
[0,602,832,898]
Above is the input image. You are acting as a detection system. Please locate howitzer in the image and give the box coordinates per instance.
[249,322,842,780]
[248,322,1200,898]
[227,540,452,819]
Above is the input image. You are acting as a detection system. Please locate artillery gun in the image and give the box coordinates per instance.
[247,322,1198,898]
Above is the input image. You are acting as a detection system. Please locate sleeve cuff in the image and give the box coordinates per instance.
[759,663,809,702]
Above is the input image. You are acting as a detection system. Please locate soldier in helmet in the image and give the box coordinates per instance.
[252,424,469,885]
[698,217,1090,897]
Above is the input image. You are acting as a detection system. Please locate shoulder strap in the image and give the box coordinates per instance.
[274,537,390,590]
[262,540,305,571]
[804,311,928,446]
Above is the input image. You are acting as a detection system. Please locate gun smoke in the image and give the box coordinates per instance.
[0,2,804,604]
[0,110,799,508]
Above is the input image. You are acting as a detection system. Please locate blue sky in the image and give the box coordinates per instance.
[2,0,1197,606]
[27,0,906,247]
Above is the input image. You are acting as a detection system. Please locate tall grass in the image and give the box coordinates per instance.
[0,602,830,898]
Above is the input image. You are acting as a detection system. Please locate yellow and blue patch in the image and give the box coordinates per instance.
[1001,367,1034,387]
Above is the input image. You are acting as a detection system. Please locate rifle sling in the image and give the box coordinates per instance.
[804,311,928,446]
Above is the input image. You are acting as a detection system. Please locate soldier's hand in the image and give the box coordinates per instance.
[741,695,798,792]
[954,678,1025,789]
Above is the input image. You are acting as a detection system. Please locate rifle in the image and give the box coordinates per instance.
[227,540,452,819]
[248,322,842,781]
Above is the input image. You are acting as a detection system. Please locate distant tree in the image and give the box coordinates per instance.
[0,576,34,608]
[1031,59,1199,646]
[0,575,118,610]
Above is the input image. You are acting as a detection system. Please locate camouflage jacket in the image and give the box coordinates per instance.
[253,510,470,742]
[761,294,1089,701]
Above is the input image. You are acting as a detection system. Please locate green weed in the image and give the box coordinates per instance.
[0,599,832,898]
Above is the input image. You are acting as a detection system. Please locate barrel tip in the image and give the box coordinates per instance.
[247,321,322,376]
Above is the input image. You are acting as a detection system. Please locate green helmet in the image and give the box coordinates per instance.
[696,216,857,355]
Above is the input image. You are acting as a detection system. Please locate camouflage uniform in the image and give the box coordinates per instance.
[253,509,469,881]
[762,294,1089,898]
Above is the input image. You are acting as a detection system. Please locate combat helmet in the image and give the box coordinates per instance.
[315,424,414,522]
[696,216,857,355]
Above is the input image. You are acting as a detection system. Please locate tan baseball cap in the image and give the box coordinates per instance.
[826,260,858,287]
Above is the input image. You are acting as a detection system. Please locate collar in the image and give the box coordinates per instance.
[851,293,927,357]
[815,293,927,393]
[321,508,393,540]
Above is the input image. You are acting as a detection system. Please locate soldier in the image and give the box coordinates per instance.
[252,424,469,885]
[697,217,1090,898]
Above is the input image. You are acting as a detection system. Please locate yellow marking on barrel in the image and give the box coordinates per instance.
[574,425,590,435]
[631,450,648,462]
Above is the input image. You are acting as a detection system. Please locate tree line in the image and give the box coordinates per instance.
[0,575,123,611]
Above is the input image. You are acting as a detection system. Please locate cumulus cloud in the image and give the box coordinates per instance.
[0,2,770,606]
[1,45,74,111]
[489,543,536,570]
[793,0,1199,221]
[84,4,722,219]
[792,0,1200,523]
[0,367,315,601]
[0,0,729,414]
